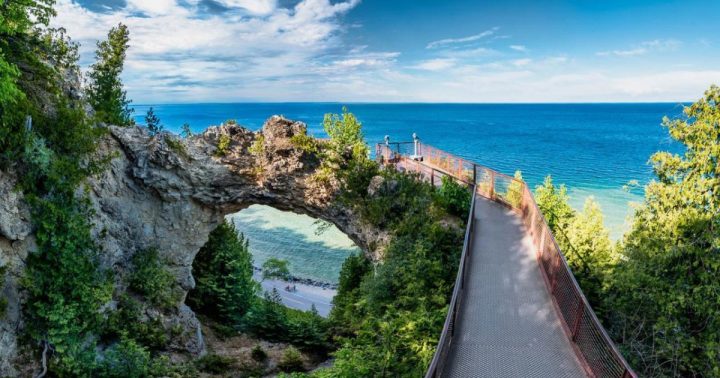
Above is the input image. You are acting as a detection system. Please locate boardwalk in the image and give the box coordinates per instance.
[442,195,586,377]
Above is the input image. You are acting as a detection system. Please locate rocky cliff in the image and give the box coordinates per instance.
[0,116,387,375]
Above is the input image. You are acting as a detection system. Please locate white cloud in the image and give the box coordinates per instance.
[212,0,278,15]
[511,58,532,67]
[409,58,455,71]
[597,39,681,57]
[426,27,498,49]
[509,44,527,52]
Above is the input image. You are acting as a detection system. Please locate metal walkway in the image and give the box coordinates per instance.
[442,196,585,377]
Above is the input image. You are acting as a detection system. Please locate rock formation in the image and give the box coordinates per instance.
[0,116,387,375]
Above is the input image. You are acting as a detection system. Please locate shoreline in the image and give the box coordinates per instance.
[252,266,339,290]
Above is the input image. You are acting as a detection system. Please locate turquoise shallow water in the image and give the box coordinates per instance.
[133,103,685,280]
[228,206,359,284]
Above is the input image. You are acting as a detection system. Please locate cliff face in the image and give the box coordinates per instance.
[0,116,387,375]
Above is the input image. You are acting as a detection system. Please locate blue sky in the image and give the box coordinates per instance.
[54,0,720,103]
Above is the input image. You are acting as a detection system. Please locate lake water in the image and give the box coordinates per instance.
[133,103,685,282]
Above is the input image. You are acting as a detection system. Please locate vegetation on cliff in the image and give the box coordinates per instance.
[534,86,720,377]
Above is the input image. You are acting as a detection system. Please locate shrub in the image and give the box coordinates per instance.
[278,346,304,373]
[434,175,471,218]
[290,133,318,154]
[249,134,264,156]
[187,220,258,324]
[215,134,231,156]
[243,289,288,341]
[164,136,190,160]
[251,345,267,362]
[98,337,152,378]
[261,258,290,281]
[128,248,179,310]
[103,295,168,351]
[195,353,233,374]
[505,170,524,208]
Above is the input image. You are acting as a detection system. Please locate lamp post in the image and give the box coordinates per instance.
[411,132,423,161]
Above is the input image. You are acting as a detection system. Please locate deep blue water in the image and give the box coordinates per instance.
[132,103,685,238]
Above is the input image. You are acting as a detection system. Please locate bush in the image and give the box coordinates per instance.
[103,295,168,351]
[187,220,257,324]
[165,136,190,160]
[216,134,231,156]
[290,133,318,154]
[434,175,471,218]
[243,289,289,341]
[98,337,152,378]
[128,248,179,310]
[261,258,290,281]
[249,134,264,156]
[278,346,304,373]
[251,345,267,362]
[195,353,233,374]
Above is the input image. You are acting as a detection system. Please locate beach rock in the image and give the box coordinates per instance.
[0,116,391,374]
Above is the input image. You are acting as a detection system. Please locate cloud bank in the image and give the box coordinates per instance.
[53,1,718,103]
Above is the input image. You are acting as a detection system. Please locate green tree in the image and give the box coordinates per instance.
[145,107,162,136]
[564,197,614,310]
[187,220,258,323]
[505,170,524,207]
[607,85,720,377]
[86,23,132,125]
[535,175,575,232]
[244,288,289,340]
[262,258,291,281]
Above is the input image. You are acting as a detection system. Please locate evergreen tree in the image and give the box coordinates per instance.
[145,107,162,136]
[535,175,575,231]
[86,23,132,125]
[608,85,720,377]
[187,220,258,324]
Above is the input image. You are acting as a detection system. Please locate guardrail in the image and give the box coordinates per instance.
[375,141,635,378]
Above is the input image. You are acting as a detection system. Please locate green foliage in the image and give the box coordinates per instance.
[535,175,575,231]
[86,23,133,125]
[194,353,233,374]
[328,169,465,376]
[165,135,190,160]
[145,107,163,136]
[262,258,291,281]
[249,134,264,156]
[323,107,364,156]
[278,346,305,373]
[606,85,720,377]
[434,175,471,218]
[187,220,258,324]
[251,344,268,362]
[128,248,179,310]
[216,134,232,156]
[290,133,319,154]
[98,336,152,378]
[242,289,329,350]
[103,295,169,351]
[506,170,524,207]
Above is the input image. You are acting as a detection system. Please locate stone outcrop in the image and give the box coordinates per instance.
[0,116,387,375]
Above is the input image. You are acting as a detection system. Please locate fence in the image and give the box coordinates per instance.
[375,142,635,378]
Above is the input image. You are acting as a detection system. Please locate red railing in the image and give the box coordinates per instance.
[375,142,635,378]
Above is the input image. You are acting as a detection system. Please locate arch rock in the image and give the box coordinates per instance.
[88,116,388,355]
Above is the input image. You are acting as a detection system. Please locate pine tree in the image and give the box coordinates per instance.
[145,107,162,136]
[187,220,258,324]
[86,23,132,125]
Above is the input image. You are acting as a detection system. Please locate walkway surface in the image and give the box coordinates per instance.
[443,195,586,377]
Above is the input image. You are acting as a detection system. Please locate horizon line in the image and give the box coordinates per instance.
[130,101,692,107]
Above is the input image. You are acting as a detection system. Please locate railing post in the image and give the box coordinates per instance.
[472,164,477,184]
